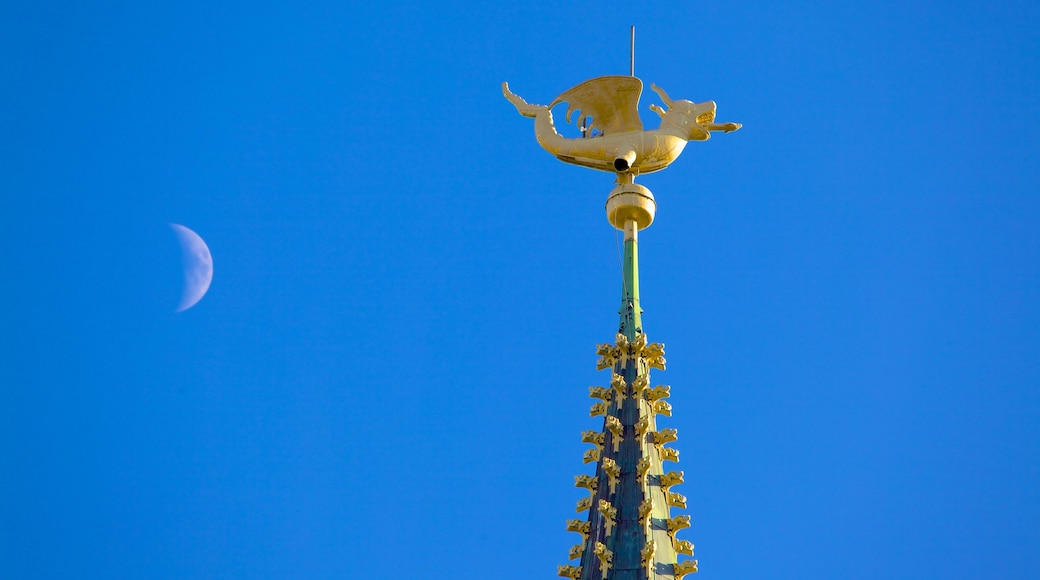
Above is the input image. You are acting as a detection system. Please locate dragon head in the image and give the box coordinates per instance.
[650,83,717,141]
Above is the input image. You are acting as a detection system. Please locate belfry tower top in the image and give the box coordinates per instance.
[503,67,739,580]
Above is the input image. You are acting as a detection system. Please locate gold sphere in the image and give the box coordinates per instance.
[606,183,656,230]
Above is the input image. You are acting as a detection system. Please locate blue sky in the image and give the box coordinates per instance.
[2,1,1038,578]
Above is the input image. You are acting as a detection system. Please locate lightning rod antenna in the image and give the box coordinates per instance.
[630,26,635,76]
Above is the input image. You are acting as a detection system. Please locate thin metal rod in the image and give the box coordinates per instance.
[630,26,635,76]
[624,218,638,242]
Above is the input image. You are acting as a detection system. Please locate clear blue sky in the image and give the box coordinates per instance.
[2,1,1038,578]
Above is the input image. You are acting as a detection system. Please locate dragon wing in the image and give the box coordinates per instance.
[549,76,643,136]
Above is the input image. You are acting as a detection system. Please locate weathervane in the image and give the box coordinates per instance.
[502,72,740,231]
[504,31,740,580]
[502,78,740,176]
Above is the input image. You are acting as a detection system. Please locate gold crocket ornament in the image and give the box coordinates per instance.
[503,76,740,176]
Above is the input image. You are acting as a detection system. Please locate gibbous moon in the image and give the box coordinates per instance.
[170,223,213,312]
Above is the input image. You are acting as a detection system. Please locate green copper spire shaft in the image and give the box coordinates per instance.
[618,221,643,342]
[560,191,698,580]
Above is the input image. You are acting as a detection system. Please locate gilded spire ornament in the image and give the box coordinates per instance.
[503,77,740,176]
[505,38,740,580]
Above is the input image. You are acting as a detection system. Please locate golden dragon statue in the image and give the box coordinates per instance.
[503,76,741,176]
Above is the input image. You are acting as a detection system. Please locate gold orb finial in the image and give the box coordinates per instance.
[606,182,656,231]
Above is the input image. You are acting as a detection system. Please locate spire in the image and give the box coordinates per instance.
[502,69,740,580]
[558,184,698,580]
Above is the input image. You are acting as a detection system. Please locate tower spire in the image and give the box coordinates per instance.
[503,64,740,580]
[558,182,696,580]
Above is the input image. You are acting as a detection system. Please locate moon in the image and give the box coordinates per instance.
[170,223,213,312]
